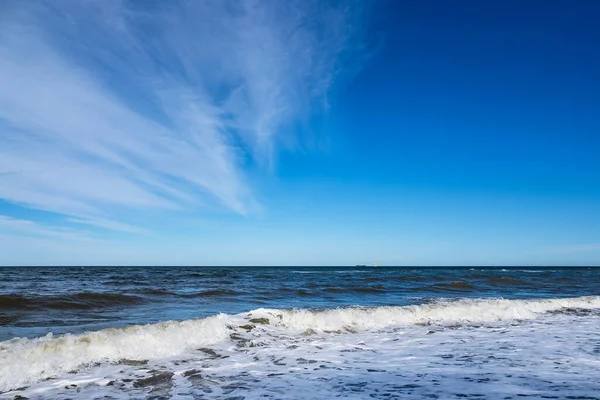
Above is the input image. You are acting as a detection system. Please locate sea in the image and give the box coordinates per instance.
[0,266,599,399]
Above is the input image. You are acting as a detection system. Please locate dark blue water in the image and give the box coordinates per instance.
[1,266,598,341]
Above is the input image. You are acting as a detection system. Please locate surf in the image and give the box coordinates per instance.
[1,295,599,393]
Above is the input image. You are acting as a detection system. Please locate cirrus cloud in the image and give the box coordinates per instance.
[0,0,367,235]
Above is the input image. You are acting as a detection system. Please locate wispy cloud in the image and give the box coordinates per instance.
[0,215,97,242]
[0,0,366,234]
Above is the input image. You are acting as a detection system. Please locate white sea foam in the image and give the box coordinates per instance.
[246,295,600,332]
[0,315,229,392]
[1,296,600,396]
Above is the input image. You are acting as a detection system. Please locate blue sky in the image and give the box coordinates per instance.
[0,0,599,266]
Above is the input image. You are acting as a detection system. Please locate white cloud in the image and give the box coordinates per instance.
[0,0,366,233]
[0,215,97,242]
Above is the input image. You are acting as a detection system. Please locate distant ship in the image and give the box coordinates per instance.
[355,264,367,267]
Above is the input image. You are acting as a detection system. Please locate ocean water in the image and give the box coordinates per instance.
[0,267,599,399]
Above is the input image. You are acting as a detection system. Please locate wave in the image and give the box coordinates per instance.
[180,289,241,298]
[353,286,386,293]
[133,289,174,296]
[518,270,551,273]
[129,289,242,297]
[292,271,321,274]
[487,277,530,286]
[0,315,230,392]
[0,292,143,311]
[250,296,600,332]
[1,296,599,392]
[424,281,477,292]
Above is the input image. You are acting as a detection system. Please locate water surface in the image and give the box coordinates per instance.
[1,266,599,399]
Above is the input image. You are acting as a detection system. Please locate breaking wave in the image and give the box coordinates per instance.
[1,295,599,392]
[247,295,600,332]
[0,315,230,392]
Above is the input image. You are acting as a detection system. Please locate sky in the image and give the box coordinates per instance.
[0,0,599,266]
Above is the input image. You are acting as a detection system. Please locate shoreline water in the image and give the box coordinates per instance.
[1,267,599,398]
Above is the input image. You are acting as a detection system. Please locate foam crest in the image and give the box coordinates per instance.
[0,315,229,392]
[248,296,600,332]
[1,296,599,393]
